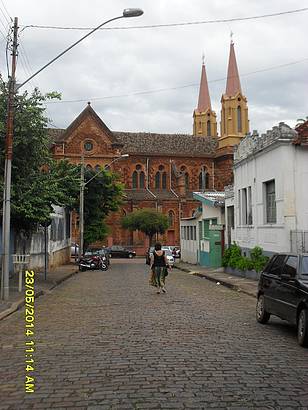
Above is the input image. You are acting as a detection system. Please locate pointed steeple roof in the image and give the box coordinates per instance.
[225,41,242,96]
[196,62,212,112]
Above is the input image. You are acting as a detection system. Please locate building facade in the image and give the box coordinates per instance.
[51,41,249,255]
[224,121,308,256]
[181,192,225,267]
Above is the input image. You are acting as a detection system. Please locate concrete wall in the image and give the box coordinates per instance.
[233,134,308,254]
[14,206,71,273]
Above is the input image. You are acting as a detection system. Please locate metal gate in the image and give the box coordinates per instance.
[290,231,308,253]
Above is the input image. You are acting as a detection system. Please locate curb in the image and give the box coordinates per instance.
[0,269,78,321]
[174,265,256,299]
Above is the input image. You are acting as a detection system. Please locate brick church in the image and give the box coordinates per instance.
[51,40,249,254]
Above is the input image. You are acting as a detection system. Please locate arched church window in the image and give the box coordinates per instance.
[162,172,167,189]
[185,172,190,190]
[207,120,211,136]
[132,171,138,189]
[205,173,209,189]
[198,166,208,191]
[155,172,160,189]
[237,106,242,132]
[168,210,175,227]
[132,164,145,189]
[155,165,167,189]
[86,164,92,170]
[139,171,145,189]
[198,172,203,190]
[95,165,101,172]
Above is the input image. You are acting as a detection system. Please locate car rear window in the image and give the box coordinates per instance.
[267,254,286,275]
[301,256,308,275]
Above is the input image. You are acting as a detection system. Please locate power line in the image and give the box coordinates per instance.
[0,0,11,22]
[44,57,308,105]
[20,7,308,32]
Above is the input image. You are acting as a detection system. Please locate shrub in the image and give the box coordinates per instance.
[250,246,269,272]
[223,244,268,272]
[222,243,241,268]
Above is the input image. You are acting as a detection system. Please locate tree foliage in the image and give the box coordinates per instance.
[83,168,124,248]
[121,208,169,245]
[0,81,80,232]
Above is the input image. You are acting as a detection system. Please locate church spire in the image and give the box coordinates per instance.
[225,40,242,96]
[196,61,212,112]
[219,39,249,149]
[193,57,217,137]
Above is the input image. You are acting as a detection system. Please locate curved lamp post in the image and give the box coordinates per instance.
[1,9,143,300]
[79,153,129,259]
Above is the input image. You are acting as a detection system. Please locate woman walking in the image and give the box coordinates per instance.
[150,242,169,294]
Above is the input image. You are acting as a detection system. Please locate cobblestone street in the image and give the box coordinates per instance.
[1,259,308,409]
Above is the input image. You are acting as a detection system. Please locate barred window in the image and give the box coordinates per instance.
[265,180,276,224]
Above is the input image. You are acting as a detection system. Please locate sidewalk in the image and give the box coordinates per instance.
[0,262,79,320]
[174,261,258,298]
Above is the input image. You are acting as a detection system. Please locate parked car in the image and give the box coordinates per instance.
[106,246,136,259]
[84,248,110,266]
[145,246,174,267]
[256,253,308,347]
[164,249,175,267]
[172,246,181,259]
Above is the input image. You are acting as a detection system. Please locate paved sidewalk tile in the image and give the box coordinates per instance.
[173,261,258,298]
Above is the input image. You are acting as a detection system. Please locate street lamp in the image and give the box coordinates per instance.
[1,9,143,300]
[78,154,129,259]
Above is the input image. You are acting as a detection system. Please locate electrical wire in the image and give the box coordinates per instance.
[0,0,11,23]
[43,57,308,105]
[19,7,308,32]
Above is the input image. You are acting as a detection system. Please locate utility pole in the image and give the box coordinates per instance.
[78,157,85,260]
[1,17,18,301]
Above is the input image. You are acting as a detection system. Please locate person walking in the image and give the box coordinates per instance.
[150,242,169,294]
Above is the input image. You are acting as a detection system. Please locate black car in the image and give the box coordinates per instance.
[84,248,110,266]
[106,246,136,259]
[256,253,308,347]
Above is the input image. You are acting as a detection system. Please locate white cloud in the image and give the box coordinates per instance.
[1,0,308,135]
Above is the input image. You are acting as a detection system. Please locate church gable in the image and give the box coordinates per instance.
[55,103,121,156]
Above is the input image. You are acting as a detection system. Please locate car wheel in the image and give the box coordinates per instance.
[128,253,133,259]
[256,294,270,324]
[297,308,308,347]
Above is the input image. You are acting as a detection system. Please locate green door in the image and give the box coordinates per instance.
[208,230,222,268]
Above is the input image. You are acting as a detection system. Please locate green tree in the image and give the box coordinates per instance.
[83,168,124,249]
[0,81,80,232]
[121,208,169,245]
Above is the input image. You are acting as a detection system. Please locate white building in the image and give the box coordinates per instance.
[181,192,225,267]
[225,122,308,255]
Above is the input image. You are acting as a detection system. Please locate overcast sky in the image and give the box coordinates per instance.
[1,0,308,135]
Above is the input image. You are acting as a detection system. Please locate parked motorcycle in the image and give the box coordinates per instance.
[78,254,108,272]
